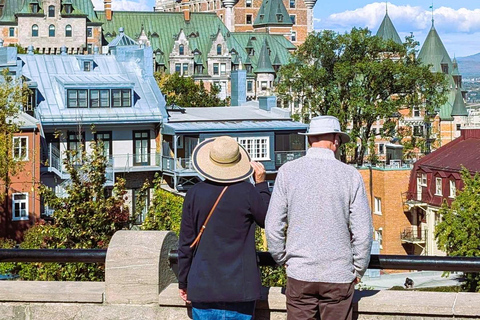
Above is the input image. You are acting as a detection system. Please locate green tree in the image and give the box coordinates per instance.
[275,28,448,165]
[18,140,130,281]
[0,69,28,204]
[155,72,229,108]
[435,168,480,292]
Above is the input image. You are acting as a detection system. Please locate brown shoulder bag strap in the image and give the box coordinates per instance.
[189,186,228,249]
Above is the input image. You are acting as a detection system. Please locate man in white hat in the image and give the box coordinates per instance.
[265,115,372,320]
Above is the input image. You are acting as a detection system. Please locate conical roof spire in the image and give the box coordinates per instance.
[253,0,293,27]
[376,11,402,44]
[417,24,452,73]
[254,40,275,74]
[451,89,468,117]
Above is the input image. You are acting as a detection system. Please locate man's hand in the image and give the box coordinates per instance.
[251,161,266,183]
[179,289,190,303]
[354,277,361,285]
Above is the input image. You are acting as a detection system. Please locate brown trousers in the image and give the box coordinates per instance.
[286,277,355,320]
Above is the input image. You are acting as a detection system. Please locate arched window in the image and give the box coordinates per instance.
[216,44,222,55]
[48,5,55,17]
[32,24,38,37]
[49,25,55,37]
[65,25,72,37]
[179,44,184,55]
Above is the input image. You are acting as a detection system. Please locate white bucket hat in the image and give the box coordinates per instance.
[300,115,351,144]
[192,136,254,183]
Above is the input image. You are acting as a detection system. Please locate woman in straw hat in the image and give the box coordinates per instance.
[178,136,270,319]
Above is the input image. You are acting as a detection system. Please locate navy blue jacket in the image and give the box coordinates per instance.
[178,180,270,302]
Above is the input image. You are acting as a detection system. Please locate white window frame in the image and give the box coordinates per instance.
[449,179,456,198]
[13,136,28,161]
[421,173,427,186]
[245,0,252,7]
[435,177,443,196]
[12,193,29,221]
[375,228,383,249]
[238,136,270,161]
[374,197,382,215]
[291,31,297,42]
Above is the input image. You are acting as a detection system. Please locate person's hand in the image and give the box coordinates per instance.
[251,161,266,183]
[354,277,361,284]
[179,288,190,303]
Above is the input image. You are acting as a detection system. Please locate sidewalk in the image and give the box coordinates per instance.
[360,271,464,290]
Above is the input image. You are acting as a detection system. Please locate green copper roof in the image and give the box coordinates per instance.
[253,0,293,27]
[452,57,461,76]
[254,40,275,74]
[451,89,468,117]
[418,24,452,73]
[272,53,281,66]
[376,12,402,45]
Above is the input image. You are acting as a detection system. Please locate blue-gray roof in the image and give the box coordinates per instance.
[163,120,308,135]
[19,49,167,126]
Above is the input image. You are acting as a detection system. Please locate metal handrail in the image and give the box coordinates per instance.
[1,249,480,273]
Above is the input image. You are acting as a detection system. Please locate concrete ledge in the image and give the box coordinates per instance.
[0,281,104,303]
[159,283,480,319]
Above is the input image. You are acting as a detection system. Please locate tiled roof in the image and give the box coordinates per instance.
[376,12,402,45]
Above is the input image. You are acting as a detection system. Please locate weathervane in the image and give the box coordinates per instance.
[430,1,434,26]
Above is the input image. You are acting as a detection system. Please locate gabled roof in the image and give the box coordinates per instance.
[253,0,293,28]
[376,12,402,45]
[254,40,275,74]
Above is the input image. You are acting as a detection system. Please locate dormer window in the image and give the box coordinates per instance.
[48,5,55,17]
[31,3,39,13]
[277,14,283,22]
[441,63,448,74]
[259,14,264,21]
[83,61,91,72]
[217,44,222,55]
[64,4,72,14]
[179,44,184,55]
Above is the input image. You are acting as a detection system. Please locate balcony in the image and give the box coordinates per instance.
[161,156,195,174]
[401,227,427,244]
[275,150,306,167]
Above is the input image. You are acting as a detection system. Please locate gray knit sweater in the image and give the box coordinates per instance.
[265,147,373,283]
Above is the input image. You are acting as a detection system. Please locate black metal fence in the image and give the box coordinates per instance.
[1,249,480,273]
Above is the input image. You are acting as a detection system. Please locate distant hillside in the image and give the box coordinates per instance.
[457,53,480,78]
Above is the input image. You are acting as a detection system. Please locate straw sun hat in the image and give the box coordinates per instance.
[192,136,254,183]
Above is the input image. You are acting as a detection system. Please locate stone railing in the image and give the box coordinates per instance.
[0,231,479,320]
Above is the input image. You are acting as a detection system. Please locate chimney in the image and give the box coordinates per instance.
[104,0,112,21]
[182,0,190,22]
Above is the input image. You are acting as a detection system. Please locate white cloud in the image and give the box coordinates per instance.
[316,2,480,34]
[91,0,151,11]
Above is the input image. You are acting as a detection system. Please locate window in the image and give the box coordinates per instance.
[261,81,268,90]
[133,131,150,165]
[374,197,382,215]
[67,89,88,108]
[87,44,93,54]
[9,27,14,37]
[449,180,456,198]
[213,63,219,75]
[290,15,296,24]
[247,81,253,92]
[25,88,37,115]
[245,0,252,7]
[441,63,448,74]
[378,143,385,155]
[456,124,461,131]
[413,107,420,117]
[217,44,222,55]
[291,31,297,42]
[289,0,295,8]
[182,63,188,75]
[32,24,38,37]
[375,229,383,249]
[13,137,28,161]
[83,61,91,71]
[64,4,73,13]
[246,14,252,24]
[220,63,226,75]
[31,3,39,13]
[12,193,28,221]
[238,137,270,161]
[48,5,55,17]
[175,63,181,74]
[49,24,55,37]
[90,89,110,108]
[112,89,131,107]
[67,131,85,165]
[435,177,443,196]
[179,44,184,55]
[133,188,149,225]
[87,27,93,38]
[421,173,427,186]
[65,25,72,37]
[413,125,423,137]
[95,131,112,157]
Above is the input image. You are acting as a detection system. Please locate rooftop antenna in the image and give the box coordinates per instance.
[430,1,434,26]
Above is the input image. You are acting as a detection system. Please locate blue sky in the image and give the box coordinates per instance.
[92,0,480,57]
